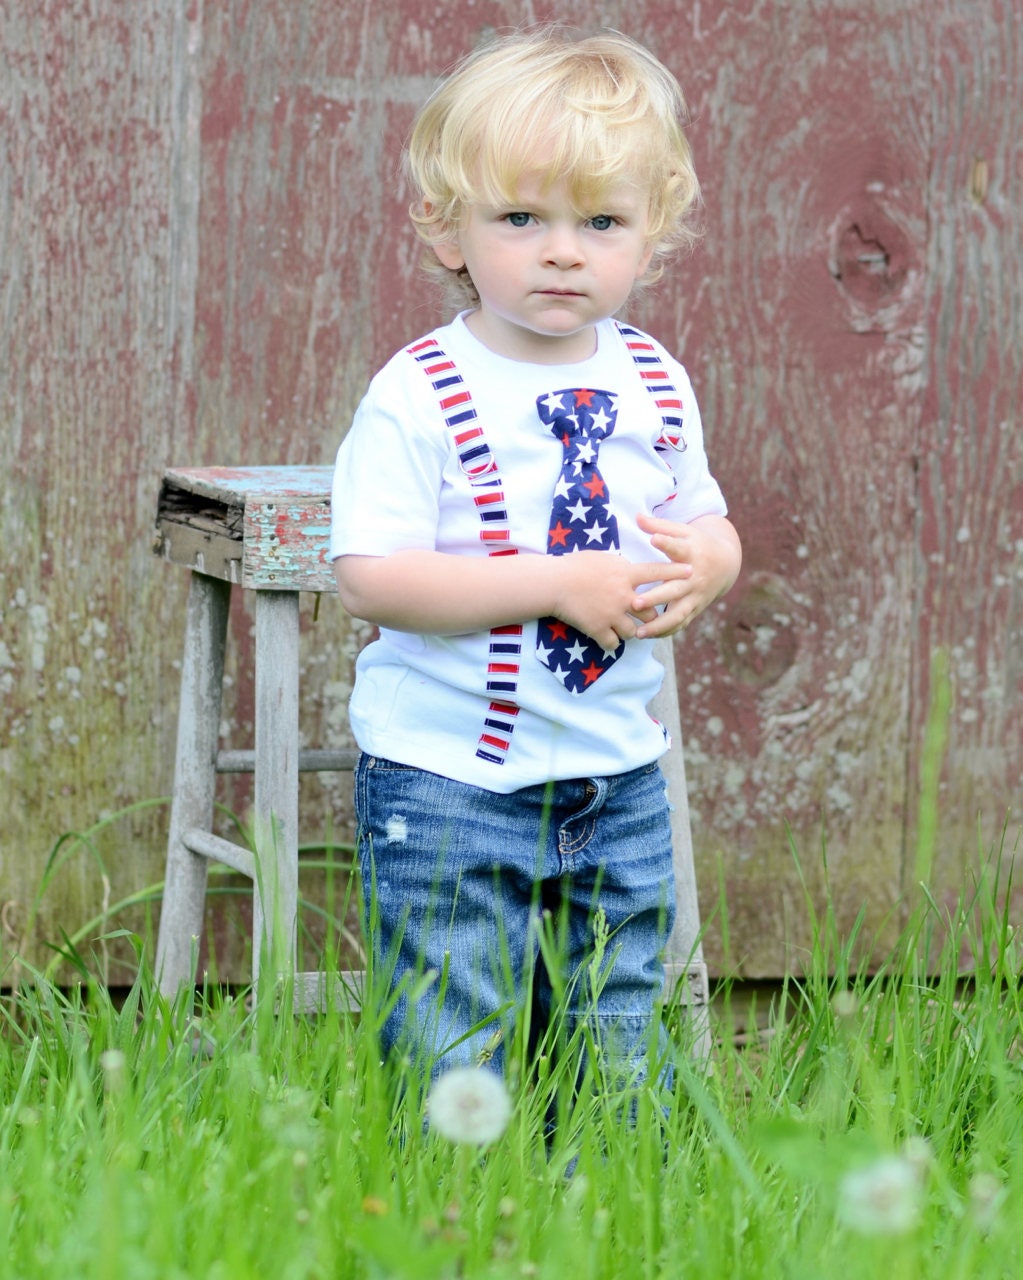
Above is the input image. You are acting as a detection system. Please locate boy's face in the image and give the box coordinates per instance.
[434,174,654,364]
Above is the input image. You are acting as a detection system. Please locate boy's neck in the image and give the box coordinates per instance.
[463,309,599,365]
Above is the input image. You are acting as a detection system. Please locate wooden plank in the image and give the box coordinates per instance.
[241,492,333,592]
[251,590,301,984]
[908,0,1023,905]
[637,0,1022,971]
[155,467,334,589]
[216,747,359,773]
[4,0,1019,985]
[155,573,231,994]
[628,0,930,973]
[0,0,201,972]
[162,465,333,503]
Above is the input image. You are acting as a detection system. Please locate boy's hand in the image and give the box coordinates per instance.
[336,546,688,643]
[335,516,739,648]
[548,549,693,652]
[630,513,742,638]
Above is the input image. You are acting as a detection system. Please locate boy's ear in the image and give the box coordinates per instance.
[421,199,465,270]
[432,237,465,271]
[636,241,656,280]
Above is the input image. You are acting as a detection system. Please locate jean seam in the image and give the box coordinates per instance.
[558,818,597,860]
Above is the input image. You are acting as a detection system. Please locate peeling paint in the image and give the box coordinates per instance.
[1,0,1019,982]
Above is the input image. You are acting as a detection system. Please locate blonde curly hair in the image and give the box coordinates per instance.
[404,27,701,308]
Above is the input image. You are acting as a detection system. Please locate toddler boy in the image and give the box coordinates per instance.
[330,28,741,1083]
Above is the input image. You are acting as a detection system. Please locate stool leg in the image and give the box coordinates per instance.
[651,637,712,1061]
[156,572,230,997]
[251,589,299,991]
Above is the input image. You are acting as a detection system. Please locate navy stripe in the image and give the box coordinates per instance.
[411,333,520,768]
[446,408,477,428]
[485,718,516,734]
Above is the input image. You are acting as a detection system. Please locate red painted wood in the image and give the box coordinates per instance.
[637,1,932,970]
[1,0,1019,979]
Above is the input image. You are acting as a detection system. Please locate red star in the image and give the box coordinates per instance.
[573,389,596,407]
[547,621,569,641]
[582,474,606,499]
[548,521,571,548]
[581,660,605,685]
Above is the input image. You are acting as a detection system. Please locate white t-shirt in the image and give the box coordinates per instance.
[330,314,727,793]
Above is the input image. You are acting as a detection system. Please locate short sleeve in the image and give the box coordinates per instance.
[329,356,449,560]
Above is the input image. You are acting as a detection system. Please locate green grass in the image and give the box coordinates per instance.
[1,843,1021,1279]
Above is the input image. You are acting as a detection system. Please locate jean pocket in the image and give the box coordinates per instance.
[363,755,419,772]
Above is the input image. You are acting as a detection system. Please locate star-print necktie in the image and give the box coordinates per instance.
[535,388,625,694]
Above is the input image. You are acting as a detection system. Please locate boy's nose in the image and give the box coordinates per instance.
[542,225,585,267]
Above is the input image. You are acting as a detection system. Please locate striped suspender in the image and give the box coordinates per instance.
[615,322,688,456]
[406,326,687,766]
[407,336,521,766]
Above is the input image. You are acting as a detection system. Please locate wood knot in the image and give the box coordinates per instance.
[720,575,800,688]
[828,201,915,326]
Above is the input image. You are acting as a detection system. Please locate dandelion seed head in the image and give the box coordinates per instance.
[831,989,860,1019]
[838,1155,922,1236]
[99,1049,126,1074]
[427,1066,512,1146]
[968,1170,1005,1232]
[901,1136,932,1177]
[99,1049,127,1091]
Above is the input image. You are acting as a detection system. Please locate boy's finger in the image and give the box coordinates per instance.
[636,512,692,537]
[629,604,659,624]
[633,580,688,612]
[629,559,692,586]
[650,539,694,566]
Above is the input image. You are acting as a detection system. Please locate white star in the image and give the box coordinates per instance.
[565,638,588,664]
[584,520,609,544]
[553,474,572,500]
[573,438,596,464]
[541,392,566,415]
[549,663,570,684]
[565,498,590,522]
[590,407,613,433]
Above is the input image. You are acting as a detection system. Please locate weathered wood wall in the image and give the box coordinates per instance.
[1,0,1019,980]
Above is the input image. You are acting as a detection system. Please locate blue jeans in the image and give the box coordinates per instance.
[354,754,675,1083]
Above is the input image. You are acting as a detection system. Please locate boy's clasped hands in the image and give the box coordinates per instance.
[554,510,741,651]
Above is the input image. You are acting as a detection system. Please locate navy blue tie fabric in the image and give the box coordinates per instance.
[535,388,625,694]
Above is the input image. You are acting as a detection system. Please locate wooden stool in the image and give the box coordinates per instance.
[153,465,710,1042]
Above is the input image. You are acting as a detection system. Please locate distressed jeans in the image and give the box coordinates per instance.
[354,754,676,1084]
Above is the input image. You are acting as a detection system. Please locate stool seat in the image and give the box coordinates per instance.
[153,465,709,1044]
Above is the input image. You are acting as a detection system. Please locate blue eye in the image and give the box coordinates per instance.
[589,214,615,231]
[505,212,531,227]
